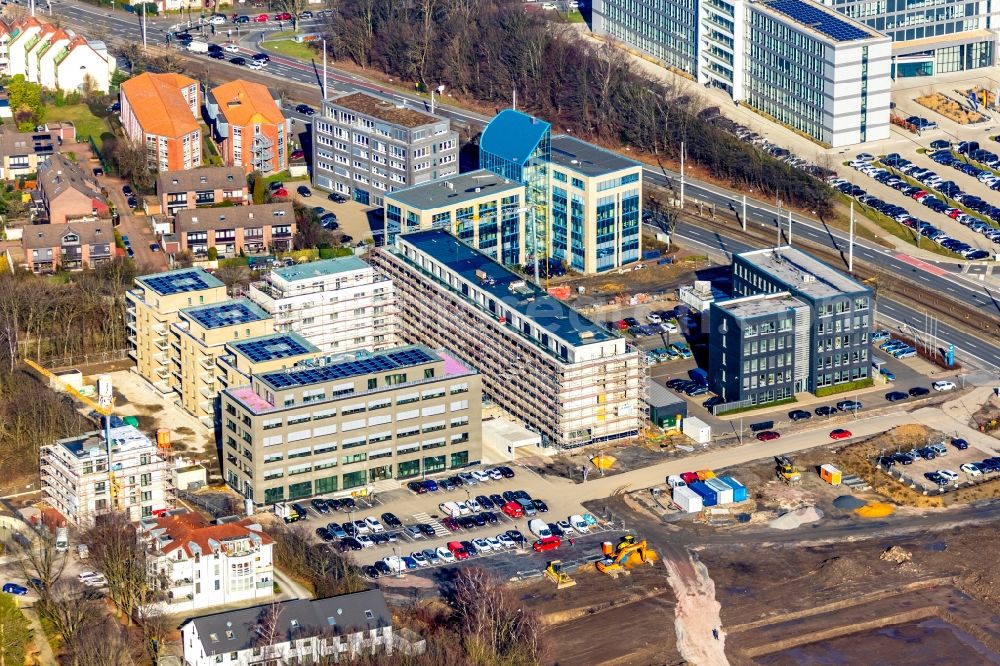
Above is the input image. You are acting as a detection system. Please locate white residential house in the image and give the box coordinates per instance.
[246,256,397,354]
[180,591,424,666]
[0,18,114,93]
[137,509,275,613]
[54,37,115,94]
[4,17,43,78]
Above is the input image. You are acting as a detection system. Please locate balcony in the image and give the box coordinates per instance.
[154,351,167,364]
[199,370,215,385]
[153,323,168,335]
[198,355,214,370]
[199,386,215,400]
[154,338,168,351]
[125,319,136,331]
[155,367,170,378]
[127,348,137,360]
[153,379,171,394]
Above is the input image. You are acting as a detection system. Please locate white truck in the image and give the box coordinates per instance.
[55,526,68,553]
[187,40,210,54]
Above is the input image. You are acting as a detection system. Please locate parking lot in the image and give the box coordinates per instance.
[875,435,1000,493]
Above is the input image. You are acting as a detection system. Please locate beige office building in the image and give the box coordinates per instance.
[173,299,273,425]
[126,268,229,396]
[216,331,322,390]
[220,345,482,505]
[384,169,528,266]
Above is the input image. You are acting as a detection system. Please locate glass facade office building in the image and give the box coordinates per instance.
[594,0,699,74]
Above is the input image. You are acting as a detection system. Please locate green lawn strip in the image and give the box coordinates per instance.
[261,32,319,61]
[45,103,109,148]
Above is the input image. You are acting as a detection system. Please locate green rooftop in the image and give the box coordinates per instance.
[273,256,369,282]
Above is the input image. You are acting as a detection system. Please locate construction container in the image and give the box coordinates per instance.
[122,415,139,427]
[673,485,703,513]
[680,471,700,485]
[666,474,686,488]
[682,416,712,444]
[602,541,614,557]
[688,481,718,507]
[720,476,747,502]
[696,469,716,481]
[820,464,842,486]
[706,477,734,505]
[156,429,171,448]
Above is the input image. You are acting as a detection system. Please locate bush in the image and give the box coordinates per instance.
[815,377,875,397]
[207,247,218,261]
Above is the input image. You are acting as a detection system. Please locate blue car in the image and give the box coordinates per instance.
[422,479,438,492]
[2,583,27,596]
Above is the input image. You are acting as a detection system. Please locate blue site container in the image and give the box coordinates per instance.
[721,476,747,502]
[643,249,661,260]
[688,481,717,507]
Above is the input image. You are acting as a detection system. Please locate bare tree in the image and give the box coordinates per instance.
[62,614,143,666]
[451,567,545,664]
[215,262,251,292]
[41,580,99,650]
[81,512,152,625]
[11,525,66,603]
[135,599,172,665]
[252,601,285,662]
[114,139,155,192]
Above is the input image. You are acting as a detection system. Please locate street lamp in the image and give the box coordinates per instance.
[430,84,445,115]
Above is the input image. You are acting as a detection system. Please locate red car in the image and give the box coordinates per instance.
[830,428,852,440]
[271,187,288,198]
[253,13,269,22]
[532,536,562,552]
[290,148,305,161]
[274,11,292,20]
[756,430,780,442]
[501,500,524,519]
[441,517,460,531]
[447,541,469,560]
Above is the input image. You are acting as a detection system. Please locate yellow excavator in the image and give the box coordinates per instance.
[596,535,657,578]
[544,560,577,589]
[775,455,802,486]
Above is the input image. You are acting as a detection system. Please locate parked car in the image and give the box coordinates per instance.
[297,185,311,197]
[885,391,908,402]
[932,380,957,392]
[756,430,780,442]
[909,386,930,397]
[815,405,838,417]
[532,536,562,552]
[2,583,27,596]
[788,409,812,422]
[951,438,969,450]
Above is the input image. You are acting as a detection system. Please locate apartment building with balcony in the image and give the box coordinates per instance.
[206,80,289,177]
[40,425,173,525]
[371,230,642,451]
[246,256,397,354]
[21,220,113,273]
[138,509,274,613]
[0,129,57,179]
[180,591,413,666]
[156,166,249,217]
[174,299,273,425]
[119,72,201,172]
[220,344,482,504]
[126,268,229,396]
[384,169,528,266]
[174,202,296,257]
[312,92,458,207]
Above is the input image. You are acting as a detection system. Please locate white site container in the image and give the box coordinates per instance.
[682,416,711,444]
[673,485,703,513]
[705,477,734,505]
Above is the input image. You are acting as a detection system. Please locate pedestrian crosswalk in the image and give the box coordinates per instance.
[411,512,449,537]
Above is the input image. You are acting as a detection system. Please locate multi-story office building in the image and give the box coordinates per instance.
[220,344,482,504]
[174,299,273,424]
[384,169,528,266]
[730,245,872,393]
[594,0,892,146]
[372,230,642,450]
[246,256,397,354]
[138,509,274,613]
[311,92,459,207]
[126,268,229,396]
[743,0,891,146]
[40,425,173,524]
[708,291,810,406]
[174,202,296,257]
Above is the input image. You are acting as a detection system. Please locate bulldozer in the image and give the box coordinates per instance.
[775,455,802,485]
[596,535,657,578]
[544,560,577,589]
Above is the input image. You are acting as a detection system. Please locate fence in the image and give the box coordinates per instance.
[25,348,129,372]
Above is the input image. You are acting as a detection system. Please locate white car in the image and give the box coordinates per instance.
[77,571,101,582]
[247,60,263,70]
[960,463,983,476]
[856,153,875,162]
[466,499,482,513]
[485,536,503,551]
[208,14,226,24]
[357,535,375,548]
[382,556,404,573]
[364,517,384,533]
[496,533,516,549]
[439,501,462,517]
[471,470,490,483]
[646,312,662,324]
[472,537,492,553]
[224,43,240,53]
[410,551,430,567]
[436,547,456,563]
[486,468,503,480]
[83,577,106,588]
[661,321,678,333]
[455,501,473,516]
[932,381,957,392]
[569,515,590,534]
[541,2,557,8]
[937,469,958,481]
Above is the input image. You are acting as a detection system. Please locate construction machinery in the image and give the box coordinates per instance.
[596,535,657,578]
[24,360,122,510]
[775,455,802,486]
[544,560,577,589]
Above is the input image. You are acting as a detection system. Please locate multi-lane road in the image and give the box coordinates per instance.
[44,0,1000,370]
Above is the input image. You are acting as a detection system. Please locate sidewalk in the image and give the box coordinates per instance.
[20,604,56,666]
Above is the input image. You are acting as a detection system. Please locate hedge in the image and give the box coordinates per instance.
[814,377,874,398]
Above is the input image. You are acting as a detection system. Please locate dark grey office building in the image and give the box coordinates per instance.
[709,292,809,405]
[731,246,873,396]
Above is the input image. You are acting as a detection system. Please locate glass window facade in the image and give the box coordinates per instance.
[597,0,699,74]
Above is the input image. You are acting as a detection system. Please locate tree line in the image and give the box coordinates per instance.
[321,0,832,214]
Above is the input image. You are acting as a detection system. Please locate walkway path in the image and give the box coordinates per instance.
[21,604,56,666]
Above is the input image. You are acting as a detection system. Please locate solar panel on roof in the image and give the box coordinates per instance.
[187,302,264,329]
[234,335,312,363]
[259,348,437,390]
[144,272,212,295]
[385,349,434,366]
[766,0,870,42]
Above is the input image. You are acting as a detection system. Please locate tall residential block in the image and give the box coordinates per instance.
[126,268,229,396]
[311,92,459,207]
[207,80,289,177]
[246,256,397,354]
[220,345,482,504]
[41,425,173,524]
[372,230,642,450]
[119,72,201,171]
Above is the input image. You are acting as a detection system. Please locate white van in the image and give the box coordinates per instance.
[666,475,686,489]
[528,519,551,539]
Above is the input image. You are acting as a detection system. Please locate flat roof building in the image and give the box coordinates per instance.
[246,256,397,354]
[372,229,642,450]
[41,425,173,524]
[312,92,459,208]
[221,344,482,504]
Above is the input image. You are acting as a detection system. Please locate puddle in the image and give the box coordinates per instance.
[925,540,947,552]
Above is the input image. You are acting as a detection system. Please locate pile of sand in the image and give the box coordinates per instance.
[880,545,912,564]
[768,506,824,530]
[833,495,867,510]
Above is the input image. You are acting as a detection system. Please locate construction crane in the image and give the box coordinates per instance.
[596,535,657,578]
[544,560,577,590]
[775,455,802,486]
[24,360,122,510]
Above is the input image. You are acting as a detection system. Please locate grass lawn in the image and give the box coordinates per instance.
[45,103,109,148]
[262,32,319,61]
[201,125,222,166]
